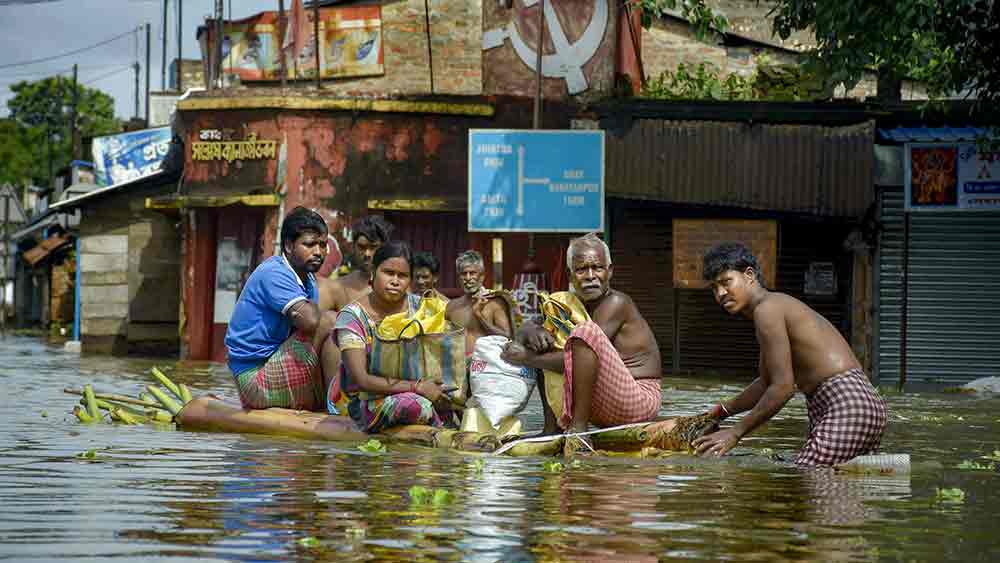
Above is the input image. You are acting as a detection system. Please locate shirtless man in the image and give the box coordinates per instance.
[318,215,394,313]
[412,251,449,302]
[445,250,512,355]
[317,215,393,409]
[692,243,887,466]
[501,233,663,452]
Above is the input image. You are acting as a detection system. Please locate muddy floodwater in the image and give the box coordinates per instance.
[1,336,999,561]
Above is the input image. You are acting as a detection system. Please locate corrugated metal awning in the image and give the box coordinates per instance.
[605,119,875,217]
[877,126,994,143]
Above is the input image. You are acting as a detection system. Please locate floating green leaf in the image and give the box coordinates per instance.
[543,460,564,473]
[297,536,320,548]
[77,449,97,459]
[40,411,48,418]
[358,439,386,454]
[936,487,966,503]
[408,485,431,504]
[431,489,452,507]
[470,458,486,474]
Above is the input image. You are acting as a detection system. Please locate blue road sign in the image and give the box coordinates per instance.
[468,129,604,232]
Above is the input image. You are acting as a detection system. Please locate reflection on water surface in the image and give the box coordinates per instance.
[1,336,998,561]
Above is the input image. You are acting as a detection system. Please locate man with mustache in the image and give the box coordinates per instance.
[445,250,512,356]
[501,233,663,454]
[224,206,329,410]
[692,243,887,466]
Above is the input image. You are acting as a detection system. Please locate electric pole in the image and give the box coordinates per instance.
[71,64,79,160]
[161,0,168,90]
[176,0,183,91]
[145,22,151,126]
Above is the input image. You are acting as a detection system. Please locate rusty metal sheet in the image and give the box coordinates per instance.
[605,119,874,217]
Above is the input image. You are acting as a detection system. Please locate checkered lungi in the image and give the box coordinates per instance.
[795,368,888,466]
[560,320,662,429]
[235,332,323,411]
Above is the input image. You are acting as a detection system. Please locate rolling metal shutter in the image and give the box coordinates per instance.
[905,211,1000,386]
[609,201,675,371]
[874,187,905,385]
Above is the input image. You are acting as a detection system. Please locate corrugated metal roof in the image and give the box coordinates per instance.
[877,126,994,143]
[605,120,874,217]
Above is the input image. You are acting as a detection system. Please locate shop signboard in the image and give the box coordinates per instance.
[91,127,172,187]
[905,142,1000,211]
[468,129,604,232]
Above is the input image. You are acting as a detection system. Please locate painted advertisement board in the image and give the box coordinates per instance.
[91,127,172,187]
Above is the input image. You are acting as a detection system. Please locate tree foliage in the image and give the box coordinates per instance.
[1,77,120,186]
[770,0,1000,104]
[642,60,830,102]
[633,0,728,38]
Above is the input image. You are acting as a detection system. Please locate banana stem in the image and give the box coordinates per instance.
[83,385,101,421]
[147,385,183,415]
[178,383,193,404]
[73,405,95,423]
[146,409,174,424]
[63,388,165,410]
[150,367,184,401]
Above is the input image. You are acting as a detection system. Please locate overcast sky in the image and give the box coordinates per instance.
[0,0,280,120]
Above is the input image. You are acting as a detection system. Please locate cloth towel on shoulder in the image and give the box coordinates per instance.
[795,367,888,466]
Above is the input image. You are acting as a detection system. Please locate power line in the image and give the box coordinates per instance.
[0,29,136,70]
[82,65,134,85]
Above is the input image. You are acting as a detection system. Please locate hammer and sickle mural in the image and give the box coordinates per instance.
[483,0,609,95]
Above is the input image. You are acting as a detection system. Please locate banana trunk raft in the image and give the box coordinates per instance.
[65,367,720,458]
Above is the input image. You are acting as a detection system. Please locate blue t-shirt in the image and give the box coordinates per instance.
[224,255,319,375]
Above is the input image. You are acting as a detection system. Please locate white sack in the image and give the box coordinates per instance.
[469,335,536,427]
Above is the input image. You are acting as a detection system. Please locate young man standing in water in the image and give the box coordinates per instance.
[692,243,887,466]
[225,206,329,410]
[445,250,512,354]
[502,233,663,455]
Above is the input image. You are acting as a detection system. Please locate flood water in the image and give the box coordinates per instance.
[1,335,999,561]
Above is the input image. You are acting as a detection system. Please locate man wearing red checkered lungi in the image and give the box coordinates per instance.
[691,243,888,466]
[502,233,664,457]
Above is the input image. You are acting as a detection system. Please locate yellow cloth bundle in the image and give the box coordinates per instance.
[538,291,591,420]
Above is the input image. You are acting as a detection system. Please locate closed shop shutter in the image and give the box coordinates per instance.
[905,211,1000,386]
[874,187,905,385]
[609,201,674,370]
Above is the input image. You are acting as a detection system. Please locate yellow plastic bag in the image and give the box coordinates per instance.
[377,293,450,339]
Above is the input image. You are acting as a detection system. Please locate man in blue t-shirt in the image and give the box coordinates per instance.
[225,206,331,410]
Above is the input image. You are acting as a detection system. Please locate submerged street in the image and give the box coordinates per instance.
[1,335,997,561]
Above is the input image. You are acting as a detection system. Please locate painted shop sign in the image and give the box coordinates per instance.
[192,130,278,163]
[905,142,1000,211]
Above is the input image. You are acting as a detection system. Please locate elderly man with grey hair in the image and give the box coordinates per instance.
[502,233,663,455]
[445,250,513,360]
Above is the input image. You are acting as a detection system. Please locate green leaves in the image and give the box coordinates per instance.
[408,486,452,507]
[935,487,965,503]
[358,439,387,454]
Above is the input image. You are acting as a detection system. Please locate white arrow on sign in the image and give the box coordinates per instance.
[516,145,549,216]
